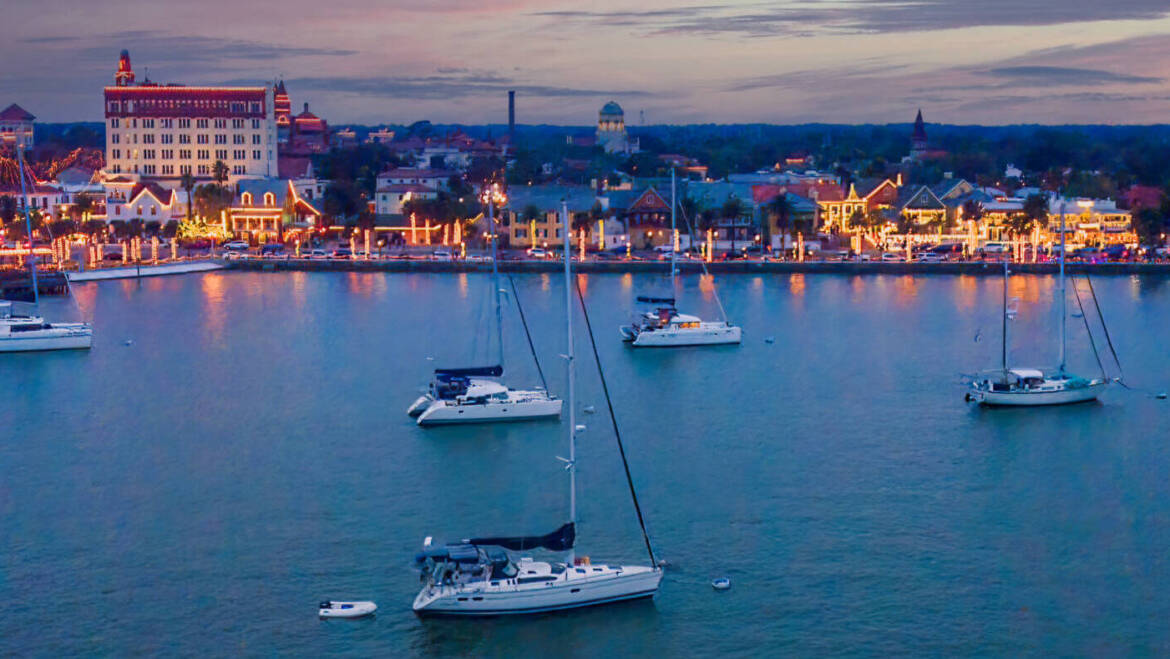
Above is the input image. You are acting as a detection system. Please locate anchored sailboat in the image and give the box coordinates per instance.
[0,140,92,353]
[406,183,560,425]
[412,201,663,615]
[620,168,741,347]
[967,202,1106,406]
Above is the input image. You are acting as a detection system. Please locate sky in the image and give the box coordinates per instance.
[3,0,1170,126]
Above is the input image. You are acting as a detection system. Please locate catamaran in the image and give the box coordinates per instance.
[406,184,560,425]
[967,203,1106,406]
[412,202,663,615]
[620,168,741,347]
[0,140,92,353]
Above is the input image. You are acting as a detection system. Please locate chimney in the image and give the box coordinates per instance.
[508,90,515,136]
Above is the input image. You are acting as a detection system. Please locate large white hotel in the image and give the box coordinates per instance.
[103,50,277,182]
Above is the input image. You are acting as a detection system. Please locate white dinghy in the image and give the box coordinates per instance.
[318,600,377,618]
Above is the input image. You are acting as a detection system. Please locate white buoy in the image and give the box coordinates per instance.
[124,340,133,346]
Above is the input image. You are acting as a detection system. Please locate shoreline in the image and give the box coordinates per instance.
[221,258,1170,276]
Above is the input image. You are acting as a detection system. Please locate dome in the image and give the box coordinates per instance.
[600,101,624,116]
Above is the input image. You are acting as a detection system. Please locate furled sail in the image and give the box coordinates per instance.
[466,522,576,552]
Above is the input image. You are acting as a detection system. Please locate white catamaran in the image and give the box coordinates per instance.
[967,203,1106,406]
[620,168,741,347]
[0,141,92,353]
[406,183,560,425]
[412,202,663,616]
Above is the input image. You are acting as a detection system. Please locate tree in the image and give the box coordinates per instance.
[323,180,365,223]
[1023,193,1049,226]
[0,196,16,225]
[81,219,108,243]
[193,183,234,223]
[961,199,984,225]
[721,196,744,249]
[162,220,180,239]
[1132,208,1165,246]
[70,195,95,221]
[1003,212,1035,240]
[144,220,162,237]
[768,194,792,250]
[522,204,543,225]
[179,172,196,222]
[211,160,229,186]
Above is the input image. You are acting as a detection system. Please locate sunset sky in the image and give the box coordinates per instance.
[4,0,1170,125]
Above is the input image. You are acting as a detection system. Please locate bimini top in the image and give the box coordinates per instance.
[463,381,508,398]
[1009,368,1045,380]
[414,522,577,564]
[636,296,675,305]
[434,365,503,379]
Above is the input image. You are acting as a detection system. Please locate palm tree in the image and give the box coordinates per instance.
[211,160,229,187]
[768,194,792,253]
[71,195,95,222]
[721,196,744,250]
[179,172,196,222]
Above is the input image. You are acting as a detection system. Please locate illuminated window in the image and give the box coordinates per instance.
[264,192,275,207]
[242,192,253,205]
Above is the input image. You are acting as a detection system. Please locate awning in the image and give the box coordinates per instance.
[467,522,576,552]
[434,365,503,378]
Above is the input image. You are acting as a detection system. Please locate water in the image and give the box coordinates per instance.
[2,271,1169,656]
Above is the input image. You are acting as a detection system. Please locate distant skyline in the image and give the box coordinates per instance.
[4,0,1170,126]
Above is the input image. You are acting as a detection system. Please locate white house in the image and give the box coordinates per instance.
[375,183,438,216]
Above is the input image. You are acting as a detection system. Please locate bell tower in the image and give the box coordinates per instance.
[115,50,135,87]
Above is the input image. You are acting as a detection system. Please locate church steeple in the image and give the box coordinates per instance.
[910,108,928,159]
[115,50,135,87]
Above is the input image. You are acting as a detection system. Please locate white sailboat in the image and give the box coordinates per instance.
[620,168,741,347]
[407,183,561,425]
[0,140,92,353]
[967,203,1105,406]
[412,202,663,616]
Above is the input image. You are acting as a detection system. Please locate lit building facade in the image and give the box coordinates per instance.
[0,104,35,147]
[103,50,277,182]
[596,101,638,155]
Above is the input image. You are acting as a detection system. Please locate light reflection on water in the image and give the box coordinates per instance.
[6,271,1170,656]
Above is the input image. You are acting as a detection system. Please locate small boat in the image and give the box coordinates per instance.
[711,578,731,591]
[318,600,377,618]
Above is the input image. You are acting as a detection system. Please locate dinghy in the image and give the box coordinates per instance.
[318,600,377,618]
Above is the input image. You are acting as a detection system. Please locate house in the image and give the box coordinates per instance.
[376,168,456,191]
[0,103,35,147]
[503,185,599,248]
[229,179,322,240]
[895,185,949,228]
[104,180,183,223]
[0,159,68,220]
[375,183,438,217]
[605,186,672,248]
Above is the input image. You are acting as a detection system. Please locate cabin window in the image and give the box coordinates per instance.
[516,576,557,584]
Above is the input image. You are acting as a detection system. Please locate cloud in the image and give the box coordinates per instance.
[983,66,1161,86]
[278,72,653,100]
[535,1,1170,37]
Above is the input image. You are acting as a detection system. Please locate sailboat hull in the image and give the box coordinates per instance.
[417,395,562,425]
[413,566,662,616]
[630,323,741,347]
[0,325,93,352]
[969,380,1106,406]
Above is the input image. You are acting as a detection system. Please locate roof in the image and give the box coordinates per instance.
[128,181,174,206]
[508,185,598,213]
[0,104,34,122]
[376,183,437,194]
[600,101,624,115]
[277,155,313,179]
[378,168,456,180]
[897,185,946,210]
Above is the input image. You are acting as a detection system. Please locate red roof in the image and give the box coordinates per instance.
[104,87,267,119]
[278,155,313,179]
[128,182,173,205]
[0,103,34,122]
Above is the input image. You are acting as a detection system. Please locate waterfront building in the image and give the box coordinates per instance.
[375,183,437,217]
[0,104,35,148]
[0,157,68,220]
[895,184,949,227]
[103,179,183,223]
[229,179,322,241]
[376,167,455,192]
[605,186,673,247]
[504,185,599,248]
[103,50,278,183]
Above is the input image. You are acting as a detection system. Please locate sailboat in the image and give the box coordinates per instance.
[412,201,663,615]
[406,183,561,425]
[967,202,1106,406]
[620,168,741,347]
[0,140,92,352]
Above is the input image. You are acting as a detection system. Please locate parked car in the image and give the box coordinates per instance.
[653,244,678,254]
[103,250,124,261]
[981,242,1008,255]
[720,249,747,261]
[1101,244,1129,261]
[916,252,946,263]
[260,244,285,257]
[431,250,454,261]
[331,247,353,259]
[223,240,249,251]
[308,249,329,259]
[526,247,549,259]
[880,252,906,262]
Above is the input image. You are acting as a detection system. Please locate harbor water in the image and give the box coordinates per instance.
[2,271,1168,656]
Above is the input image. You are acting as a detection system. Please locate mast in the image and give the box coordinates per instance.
[561,200,576,563]
[1002,256,1008,374]
[16,141,40,308]
[488,192,503,366]
[1058,200,1067,373]
[670,167,677,279]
